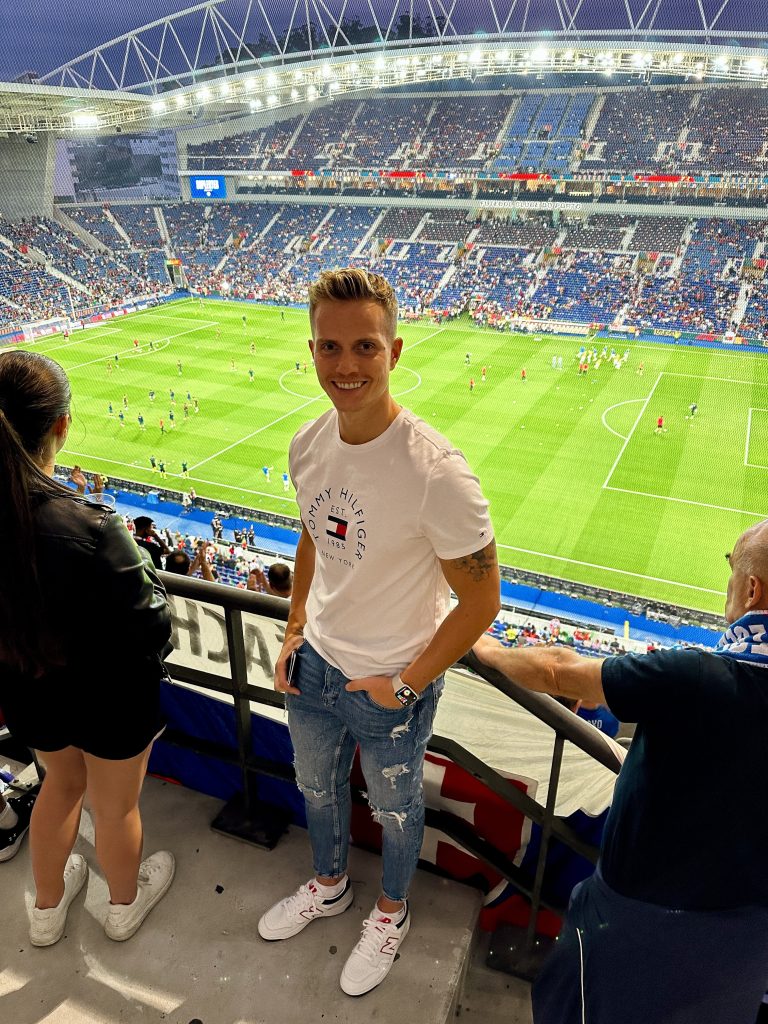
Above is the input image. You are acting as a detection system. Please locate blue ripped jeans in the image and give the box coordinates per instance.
[286,639,444,902]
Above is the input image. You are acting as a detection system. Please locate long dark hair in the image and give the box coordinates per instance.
[0,349,73,675]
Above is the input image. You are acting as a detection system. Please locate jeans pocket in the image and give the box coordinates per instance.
[363,691,403,712]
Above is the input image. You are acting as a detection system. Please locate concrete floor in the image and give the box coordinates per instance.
[2,774,533,1024]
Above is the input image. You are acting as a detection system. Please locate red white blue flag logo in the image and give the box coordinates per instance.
[326,515,348,540]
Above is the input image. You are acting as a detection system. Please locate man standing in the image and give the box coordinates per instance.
[259,269,499,996]
[472,519,768,1024]
[132,516,171,570]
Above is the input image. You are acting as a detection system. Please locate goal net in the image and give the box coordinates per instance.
[21,316,71,343]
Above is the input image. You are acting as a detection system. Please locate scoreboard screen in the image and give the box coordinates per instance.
[189,175,226,199]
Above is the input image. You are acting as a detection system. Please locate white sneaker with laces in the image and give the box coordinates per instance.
[340,903,410,996]
[104,851,175,941]
[29,853,88,947]
[258,877,353,941]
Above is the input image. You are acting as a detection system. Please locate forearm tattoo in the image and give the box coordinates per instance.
[450,539,497,582]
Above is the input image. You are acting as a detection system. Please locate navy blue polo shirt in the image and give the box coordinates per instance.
[600,648,768,910]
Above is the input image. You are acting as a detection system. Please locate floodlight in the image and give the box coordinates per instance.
[673,52,683,63]
[294,70,304,81]
[532,47,548,62]
[495,50,508,63]
[220,81,230,97]
[290,88,299,99]
[329,81,340,92]
[469,50,483,64]
[307,86,317,100]
[714,55,729,71]
[244,78,257,92]
[564,49,574,60]
[348,62,359,75]
[375,55,386,71]
[321,63,332,78]
[196,87,210,102]
[456,52,468,63]
[746,56,765,74]
[632,52,645,67]
[73,112,99,128]
[267,94,278,105]
[151,100,166,114]
[267,72,278,86]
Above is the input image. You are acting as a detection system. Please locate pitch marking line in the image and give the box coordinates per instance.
[64,323,211,372]
[495,542,726,597]
[745,408,768,469]
[602,372,663,490]
[601,398,645,440]
[603,485,767,520]
[189,399,321,473]
[662,371,768,387]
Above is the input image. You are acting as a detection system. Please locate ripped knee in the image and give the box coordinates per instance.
[295,773,330,804]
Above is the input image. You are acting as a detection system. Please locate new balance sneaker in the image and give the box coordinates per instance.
[340,904,410,996]
[0,787,39,863]
[104,851,175,941]
[29,854,88,947]
[258,877,353,941]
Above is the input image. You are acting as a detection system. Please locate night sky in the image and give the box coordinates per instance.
[0,0,763,83]
[0,1,193,81]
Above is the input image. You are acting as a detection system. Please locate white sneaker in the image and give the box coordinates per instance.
[29,854,88,947]
[104,851,175,941]
[340,904,410,996]
[258,877,353,941]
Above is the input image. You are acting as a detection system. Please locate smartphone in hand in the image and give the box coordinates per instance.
[287,650,298,684]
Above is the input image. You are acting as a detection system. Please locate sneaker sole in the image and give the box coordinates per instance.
[30,858,88,947]
[258,887,354,941]
[104,859,176,942]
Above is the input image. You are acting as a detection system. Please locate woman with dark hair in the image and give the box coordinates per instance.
[0,349,175,946]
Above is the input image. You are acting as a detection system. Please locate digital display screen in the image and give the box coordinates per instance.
[189,175,227,199]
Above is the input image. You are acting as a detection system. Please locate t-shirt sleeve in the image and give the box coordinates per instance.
[419,449,494,560]
[601,648,703,723]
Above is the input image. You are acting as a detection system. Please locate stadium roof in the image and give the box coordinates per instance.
[3,0,768,134]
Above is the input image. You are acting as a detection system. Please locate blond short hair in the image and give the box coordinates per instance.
[308,268,398,339]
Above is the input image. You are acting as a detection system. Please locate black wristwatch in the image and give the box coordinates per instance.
[392,674,420,708]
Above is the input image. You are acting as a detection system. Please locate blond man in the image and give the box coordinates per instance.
[258,269,500,996]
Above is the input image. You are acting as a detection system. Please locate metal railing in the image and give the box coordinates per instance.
[158,571,622,978]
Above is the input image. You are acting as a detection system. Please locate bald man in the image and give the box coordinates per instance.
[473,520,768,1024]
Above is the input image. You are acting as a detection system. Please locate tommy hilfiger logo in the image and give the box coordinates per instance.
[326,515,348,540]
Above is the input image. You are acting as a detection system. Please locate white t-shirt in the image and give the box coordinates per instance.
[289,407,494,679]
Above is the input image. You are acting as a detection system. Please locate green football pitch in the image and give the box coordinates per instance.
[27,297,768,615]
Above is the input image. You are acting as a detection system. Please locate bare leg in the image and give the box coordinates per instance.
[30,747,87,909]
[84,743,153,906]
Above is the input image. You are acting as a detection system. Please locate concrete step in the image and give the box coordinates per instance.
[4,774,481,1024]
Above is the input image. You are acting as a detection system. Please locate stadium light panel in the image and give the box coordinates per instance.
[495,50,508,63]
[532,47,549,63]
[456,52,468,63]
[714,55,729,71]
[348,62,359,75]
[321,64,332,78]
[290,87,299,99]
[673,52,684,63]
[294,70,304,81]
[469,50,483,64]
[564,49,574,60]
[196,87,210,102]
[244,77,257,92]
[151,100,166,114]
[746,57,765,74]
[266,72,278,86]
[375,55,386,71]
[267,94,278,105]
[219,82,230,97]
[73,112,99,128]
[175,94,187,108]
[307,86,317,100]
[329,81,340,91]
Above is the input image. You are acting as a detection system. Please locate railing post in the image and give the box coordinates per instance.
[209,606,291,849]
[486,731,565,981]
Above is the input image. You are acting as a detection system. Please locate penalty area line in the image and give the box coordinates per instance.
[495,542,725,596]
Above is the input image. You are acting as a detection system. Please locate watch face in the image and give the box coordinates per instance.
[395,685,419,707]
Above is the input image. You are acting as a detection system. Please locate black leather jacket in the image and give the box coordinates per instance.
[3,491,173,685]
